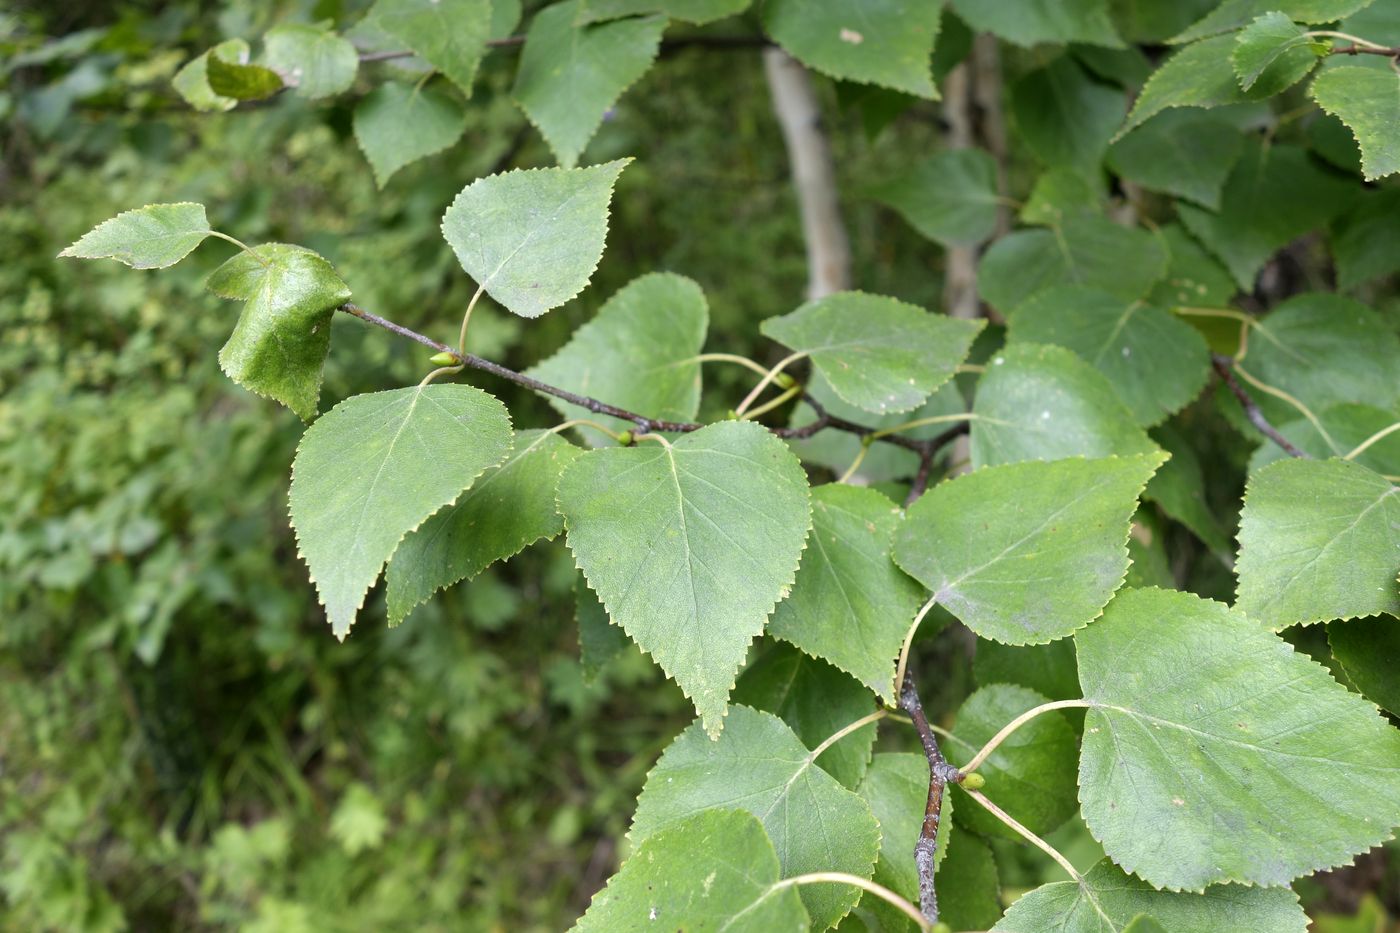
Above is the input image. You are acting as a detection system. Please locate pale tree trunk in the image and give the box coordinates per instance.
[764,47,851,300]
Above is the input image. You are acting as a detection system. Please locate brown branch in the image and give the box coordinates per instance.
[1327,44,1400,56]
[337,302,959,459]
[1211,354,1310,459]
[898,668,964,924]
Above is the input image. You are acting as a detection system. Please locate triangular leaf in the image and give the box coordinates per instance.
[353,81,469,188]
[977,215,1168,313]
[1231,12,1322,93]
[894,453,1164,644]
[441,160,628,319]
[526,272,708,438]
[734,643,879,789]
[1235,293,1400,426]
[371,0,491,96]
[1177,141,1357,289]
[1118,35,1252,137]
[206,49,284,100]
[1236,458,1400,627]
[289,384,513,638]
[60,202,211,270]
[948,0,1123,48]
[207,243,351,421]
[1107,111,1244,210]
[513,1,665,169]
[1011,56,1125,178]
[991,859,1307,932]
[1174,0,1375,43]
[263,24,359,99]
[386,429,584,624]
[1076,586,1400,890]
[1007,285,1211,427]
[1311,65,1400,181]
[1329,616,1400,717]
[766,484,925,703]
[630,706,880,928]
[172,39,250,112]
[868,149,1001,248]
[969,344,1160,468]
[761,291,982,415]
[573,809,809,931]
[557,421,811,735]
[947,685,1078,839]
[762,0,942,98]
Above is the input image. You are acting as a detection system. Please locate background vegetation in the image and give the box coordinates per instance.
[3,1,1396,930]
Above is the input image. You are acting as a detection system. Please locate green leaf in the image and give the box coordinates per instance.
[371,0,492,96]
[858,752,951,910]
[1144,424,1231,552]
[441,160,628,319]
[557,421,811,735]
[1236,293,1400,426]
[977,215,1168,313]
[206,244,352,422]
[526,272,708,436]
[1118,35,1252,139]
[513,2,665,169]
[329,784,388,855]
[1007,286,1210,427]
[1329,616,1400,716]
[574,809,809,931]
[1107,111,1243,210]
[353,81,468,188]
[288,385,513,638]
[1235,458,1400,628]
[577,575,629,681]
[578,0,751,25]
[1011,56,1125,178]
[765,485,924,703]
[974,637,1081,703]
[172,39,250,112]
[1020,167,1104,226]
[762,0,942,98]
[630,706,880,927]
[760,292,982,415]
[868,149,1001,248]
[968,344,1159,468]
[991,859,1307,932]
[1177,141,1357,289]
[1174,0,1375,43]
[263,24,359,99]
[206,49,285,100]
[734,643,878,789]
[939,831,1002,931]
[947,685,1079,839]
[1232,12,1321,94]
[1121,916,1168,933]
[948,0,1123,48]
[894,453,1163,644]
[1146,222,1238,308]
[1311,65,1400,181]
[1248,403,1400,476]
[386,429,584,624]
[1332,187,1400,289]
[59,202,211,269]
[1076,586,1400,890]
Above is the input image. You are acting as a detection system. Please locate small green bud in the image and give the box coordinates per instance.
[725,409,740,420]
[960,771,986,791]
[774,372,798,390]
[428,350,459,366]
[616,430,634,446]
[931,923,953,933]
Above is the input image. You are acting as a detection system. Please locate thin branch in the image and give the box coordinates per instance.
[336,302,964,459]
[1211,354,1309,459]
[897,668,963,924]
